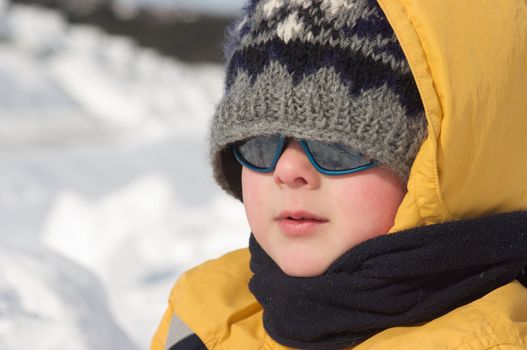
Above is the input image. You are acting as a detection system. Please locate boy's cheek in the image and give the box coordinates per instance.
[241,167,266,205]
[331,172,406,237]
[241,167,272,229]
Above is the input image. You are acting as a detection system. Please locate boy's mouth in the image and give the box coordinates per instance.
[277,210,328,221]
[276,211,328,236]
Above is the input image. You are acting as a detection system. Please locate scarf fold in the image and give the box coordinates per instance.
[248,211,527,350]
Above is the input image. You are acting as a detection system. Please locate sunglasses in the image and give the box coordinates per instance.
[232,135,377,176]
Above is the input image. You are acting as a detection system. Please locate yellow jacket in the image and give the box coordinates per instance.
[152,0,527,349]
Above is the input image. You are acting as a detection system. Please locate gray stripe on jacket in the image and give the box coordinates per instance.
[165,315,194,350]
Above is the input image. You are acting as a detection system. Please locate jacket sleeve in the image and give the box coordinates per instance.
[151,302,205,350]
[165,315,206,350]
[168,333,207,350]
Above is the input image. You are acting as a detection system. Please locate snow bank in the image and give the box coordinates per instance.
[3,4,225,145]
[0,240,138,350]
[0,3,248,349]
[115,0,243,16]
[44,175,247,345]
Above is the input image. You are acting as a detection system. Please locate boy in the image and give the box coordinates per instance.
[152,0,527,349]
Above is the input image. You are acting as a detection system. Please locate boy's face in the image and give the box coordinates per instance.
[242,140,406,277]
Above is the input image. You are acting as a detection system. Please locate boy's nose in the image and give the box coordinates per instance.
[273,140,321,189]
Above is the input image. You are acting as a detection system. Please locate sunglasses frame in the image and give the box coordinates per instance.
[232,135,378,176]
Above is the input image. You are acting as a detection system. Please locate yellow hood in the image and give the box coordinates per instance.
[383,0,527,232]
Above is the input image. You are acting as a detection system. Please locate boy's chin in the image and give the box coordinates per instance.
[275,256,332,277]
[263,242,342,277]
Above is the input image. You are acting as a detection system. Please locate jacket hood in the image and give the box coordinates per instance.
[381,0,527,232]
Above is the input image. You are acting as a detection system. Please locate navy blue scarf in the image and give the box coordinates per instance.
[249,211,527,350]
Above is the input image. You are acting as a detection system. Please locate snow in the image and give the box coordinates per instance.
[0,3,249,349]
[0,241,137,350]
[115,0,244,15]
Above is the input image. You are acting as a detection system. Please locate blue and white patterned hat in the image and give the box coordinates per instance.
[210,0,427,199]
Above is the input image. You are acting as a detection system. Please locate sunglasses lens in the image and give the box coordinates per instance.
[305,140,372,171]
[236,135,282,169]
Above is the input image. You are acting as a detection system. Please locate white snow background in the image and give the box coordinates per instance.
[116,0,243,15]
[0,1,249,349]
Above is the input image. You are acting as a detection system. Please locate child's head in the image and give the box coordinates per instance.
[240,140,407,276]
[209,0,427,276]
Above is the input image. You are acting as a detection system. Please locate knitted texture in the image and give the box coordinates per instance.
[210,0,427,199]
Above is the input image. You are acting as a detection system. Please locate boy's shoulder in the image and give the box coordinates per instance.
[356,281,527,350]
[172,248,256,311]
[169,249,265,347]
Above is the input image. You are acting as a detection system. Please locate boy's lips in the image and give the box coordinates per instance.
[277,210,328,221]
[276,211,329,237]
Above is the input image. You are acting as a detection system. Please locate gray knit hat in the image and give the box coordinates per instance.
[210,0,427,200]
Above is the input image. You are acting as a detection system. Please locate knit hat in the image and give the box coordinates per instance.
[210,0,427,200]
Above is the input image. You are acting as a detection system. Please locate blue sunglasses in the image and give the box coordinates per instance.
[232,135,377,176]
